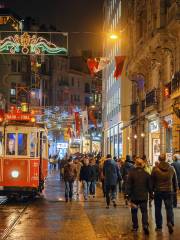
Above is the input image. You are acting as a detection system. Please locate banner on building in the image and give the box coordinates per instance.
[89,110,97,128]
[114,56,126,79]
[82,110,88,133]
[74,112,81,137]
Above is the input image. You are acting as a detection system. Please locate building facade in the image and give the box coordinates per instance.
[102,0,125,157]
[121,0,180,164]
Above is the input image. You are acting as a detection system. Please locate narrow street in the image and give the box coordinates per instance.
[0,170,180,240]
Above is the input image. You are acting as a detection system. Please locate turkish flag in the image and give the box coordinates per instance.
[87,58,99,76]
[114,56,126,79]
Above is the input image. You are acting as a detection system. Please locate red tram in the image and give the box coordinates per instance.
[0,109,48,197]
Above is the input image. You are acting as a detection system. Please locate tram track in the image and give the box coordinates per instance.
[0,200,30,240]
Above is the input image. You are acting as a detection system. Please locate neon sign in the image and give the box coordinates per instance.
[0,32,68,55]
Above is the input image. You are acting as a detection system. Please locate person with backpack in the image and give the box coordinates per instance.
[64,158,77,202]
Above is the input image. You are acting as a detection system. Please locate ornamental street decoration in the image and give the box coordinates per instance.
[0,32,68,55]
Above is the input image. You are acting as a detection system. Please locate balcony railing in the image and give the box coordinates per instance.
[130,102,138,118]
[145,89,158,107]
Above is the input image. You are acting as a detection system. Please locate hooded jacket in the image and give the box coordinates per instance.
[151,161,178,192]
[103,158,121,186]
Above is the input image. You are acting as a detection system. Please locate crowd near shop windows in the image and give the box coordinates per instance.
[6,133,16,155]
[0,132,2,155]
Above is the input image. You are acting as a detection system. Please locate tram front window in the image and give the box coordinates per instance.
[18,133,27,155]
[0,132,3,155]
[6,133,16,155]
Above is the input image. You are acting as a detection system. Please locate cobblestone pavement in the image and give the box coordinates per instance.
[1,170,180,240]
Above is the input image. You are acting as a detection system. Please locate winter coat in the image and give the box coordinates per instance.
[126,167,153,201]
[64,163,77,182]
[80,165,93,182]
[171,160,180,185]
[90,164,99,181]
[151,161,178,192]
[103,159,121,186]
[121,161,134,181]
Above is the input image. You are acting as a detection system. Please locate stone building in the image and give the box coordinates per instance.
[121,0,180,163]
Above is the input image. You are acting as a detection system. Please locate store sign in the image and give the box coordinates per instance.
[149,120,159,133]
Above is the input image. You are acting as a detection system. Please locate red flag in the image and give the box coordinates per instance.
[114,56,126,79]
[89,110,97,128]
[87,58,99,76]
[74,112,81,137]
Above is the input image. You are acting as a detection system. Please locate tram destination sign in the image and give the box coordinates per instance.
[5,113,32,121]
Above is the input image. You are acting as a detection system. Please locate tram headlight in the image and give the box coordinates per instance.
[11,170,19,178]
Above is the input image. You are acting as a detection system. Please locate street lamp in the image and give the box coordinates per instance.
[109,33,119,40]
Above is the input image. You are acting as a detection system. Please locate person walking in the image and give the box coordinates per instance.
[126,157,153,235]
[171,154,180,207]
[89,158,99,197]
[64,158,77,202]
[73,157,82,198]
[121,155,134,205]
[151,153,178,234]
[80,158,92,200]
[103,154,121,208]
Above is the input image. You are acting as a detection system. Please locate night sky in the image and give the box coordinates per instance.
[3,0,104,55]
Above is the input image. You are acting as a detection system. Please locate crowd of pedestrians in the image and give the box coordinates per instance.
[57,152,180,236]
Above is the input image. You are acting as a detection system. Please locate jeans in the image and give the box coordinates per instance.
[105,185,117,206]
[82,181,91,199]
[131,200,148,229]
[65,181,74,200]
[73,179,81,196]
[154,192,174,228]
[90,181,96,195]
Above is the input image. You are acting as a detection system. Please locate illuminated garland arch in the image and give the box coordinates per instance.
[0,32,68,55]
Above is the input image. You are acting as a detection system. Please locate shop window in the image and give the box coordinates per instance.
[6,133,16,155]
[0,132,3,155]
[30,133,36,157]
[18,133,27,155]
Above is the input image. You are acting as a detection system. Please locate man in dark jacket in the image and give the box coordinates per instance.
[64,158,77,202]
[89,159,99,197]
[126,157,153,235]
[103,154,121,208]
[151,154,178,234]
[80,158,93,200]
[121,155,134,205]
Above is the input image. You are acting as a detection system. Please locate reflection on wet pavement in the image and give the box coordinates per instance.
[0,170,180,240]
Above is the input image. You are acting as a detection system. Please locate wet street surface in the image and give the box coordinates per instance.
[1,171,180,240]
